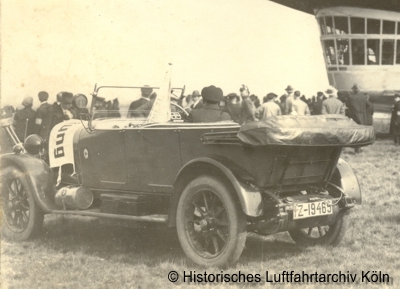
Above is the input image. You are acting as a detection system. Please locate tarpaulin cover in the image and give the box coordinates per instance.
[237,115,375,146]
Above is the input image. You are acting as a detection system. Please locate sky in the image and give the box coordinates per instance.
[1,0,329,109]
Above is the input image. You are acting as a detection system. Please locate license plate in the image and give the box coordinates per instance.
[293,200,333,220]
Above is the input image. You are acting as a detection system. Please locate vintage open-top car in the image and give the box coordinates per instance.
[1,85,375,267]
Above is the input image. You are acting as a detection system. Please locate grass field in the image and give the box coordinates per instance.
[1,138,399,289]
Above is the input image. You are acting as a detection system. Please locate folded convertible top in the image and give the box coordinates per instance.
[237,115,375,146]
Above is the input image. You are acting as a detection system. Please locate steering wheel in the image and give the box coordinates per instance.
[170,103,189,122]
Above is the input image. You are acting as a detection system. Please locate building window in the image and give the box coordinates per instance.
[396,40,400,64]
[397,22,400,35]
[367,19,380,34]
[352,39,365,65]
[324,40,337,65]
[336,39,349,65]
[383,20,395,34]
[382,39,395,65]
[351,17,365,34]
[334,16,348,34]
[325,16,334,34]
[367,39,380,65]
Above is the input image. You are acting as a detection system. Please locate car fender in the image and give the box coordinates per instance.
[168,157,263,226]
[1,153,57,213]
[330,158,362,204]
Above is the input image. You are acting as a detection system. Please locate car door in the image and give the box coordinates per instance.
[124,126,181,193]
[79,129,127,190]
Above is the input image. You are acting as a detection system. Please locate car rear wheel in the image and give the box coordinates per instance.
[289,212,348,247]
[176,175,247,267]
[1,166,44,241]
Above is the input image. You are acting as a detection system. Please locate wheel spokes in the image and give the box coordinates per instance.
[202,192,209,211]
[186,190,231,258]
[21,210,29,223]
[186,217,201,224]
[193,201,206,217]
[214,211,229,227]
[2,177,30,232]
[204,234,211,249]
[216,228,227,243]
[211,235,219,254]
[7,183,17,198]
[193,230,206,241]
[16,180,23,195]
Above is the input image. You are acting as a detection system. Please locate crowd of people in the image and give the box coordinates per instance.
[1,83,400,150]
[1,91,88,145]
[176,83,371,125]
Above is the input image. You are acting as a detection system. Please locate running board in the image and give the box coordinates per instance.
[51,210,168,223]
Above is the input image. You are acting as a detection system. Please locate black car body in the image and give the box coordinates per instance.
[0,86,375,266]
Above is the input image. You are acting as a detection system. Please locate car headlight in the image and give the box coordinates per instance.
[24,134,44,155]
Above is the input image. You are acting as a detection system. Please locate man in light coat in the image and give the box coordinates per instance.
[256,93,281,120]
[291,91,310,116]
[321,87,345,115]
[283,85,295,115]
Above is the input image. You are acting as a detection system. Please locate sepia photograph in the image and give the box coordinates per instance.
[1,0,399,288]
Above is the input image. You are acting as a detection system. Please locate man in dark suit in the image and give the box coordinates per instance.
[52,92,65,127]
[35,91,53,143]
[239,84,257,124]
[390,94,400,146]
[127,85,153,117]
[347,84,373,153]
[347,84,372,125]
[52,92,74,127]
[188,85,231,123]
[187,90,203,111]
[13,97,36,141]
[312,92,324,115]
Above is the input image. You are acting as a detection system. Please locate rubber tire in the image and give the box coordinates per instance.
[1,166,44,241]
[176,175,247,267]
[289,212,348,247]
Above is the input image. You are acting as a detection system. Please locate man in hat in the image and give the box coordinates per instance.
[282,85,295,115]
[390,94,400,146]
[127,85,153,117]
[256,93,282,121]
[54,91,63,108]
[239,84,257,124]
[188,85,231,122]
[52,91,67,126]
[224,93,241,123]
[347,84,372,125]
[188,90,203,112]
[291,91,310,115]
[52,92,74,127]
[312,92,325,115]
[92,96,109,119]
[70,93,90,119]
[321,87,345,115]
[35,91,53,143]
[13,97,36,141]
[347,84,373,153]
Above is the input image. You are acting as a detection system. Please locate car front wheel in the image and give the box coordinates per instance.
[1,166,44,241]
[289,212,348,247]
[176,175,247,267]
